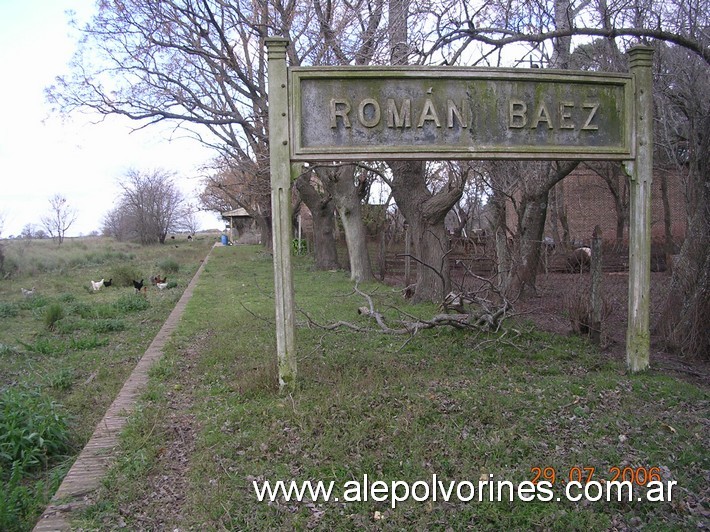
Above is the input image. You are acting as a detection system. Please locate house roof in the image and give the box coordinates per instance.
[221,208,250,218]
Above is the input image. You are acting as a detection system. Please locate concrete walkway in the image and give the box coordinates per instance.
[34,248,213,532]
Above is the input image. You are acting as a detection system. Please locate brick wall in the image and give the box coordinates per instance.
[506,166,687,247]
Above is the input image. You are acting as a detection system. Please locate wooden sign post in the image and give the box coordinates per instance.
[266,38,653,390]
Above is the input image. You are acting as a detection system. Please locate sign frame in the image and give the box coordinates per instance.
[289,66,635,162]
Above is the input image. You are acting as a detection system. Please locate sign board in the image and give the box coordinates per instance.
[290,67,634,161]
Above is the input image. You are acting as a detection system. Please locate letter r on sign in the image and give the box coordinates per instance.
[330,99,352,128]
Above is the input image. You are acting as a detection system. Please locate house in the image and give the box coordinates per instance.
[221,208,252,242]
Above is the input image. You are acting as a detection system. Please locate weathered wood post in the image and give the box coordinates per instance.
[625,46,654,372]
[266,38,297,391]
[590,225,603,346]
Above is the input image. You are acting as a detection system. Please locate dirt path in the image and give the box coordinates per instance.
[105,332,205,530]
[33,248,214,532]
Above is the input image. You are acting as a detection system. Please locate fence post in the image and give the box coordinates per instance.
[590,225,603,346]
[404,223,411,288]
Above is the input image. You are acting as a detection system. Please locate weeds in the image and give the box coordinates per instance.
[0,387,72,472]
[45,368,75,391]
[563,286,612,340]
[0,302,18,318]
[44,303,65,331]
[19,295,48,311]
[114,293,150,313]
[18,337,67,356]
[0,388,73,531]
[0,343,19,356]
[69,335,109,351]
[88,319,127,333]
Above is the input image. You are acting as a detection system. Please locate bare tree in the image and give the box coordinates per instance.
[180,206,201,235]
[655,43,710,359]
[20,224,41,239]
[424,0,708,354]
[200,156,273,246]
[50,0,387,280]
[40,194,77,245]
[48,0,315,248]
[585,162,629,249]
[104,168,188,245]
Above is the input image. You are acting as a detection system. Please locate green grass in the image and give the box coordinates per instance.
[74,246,709,531]
[0,233,218,531]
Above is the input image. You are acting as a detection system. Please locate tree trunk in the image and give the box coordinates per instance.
[505,162,578,298]
[317,166,373,282]
[489,187,512,289]
[507,190,550,297]
[659,115,710,359]
[294,173,340,270]
[660,190,710,358]
[255,213,272,249]
[390,160,463,303]
[557,180,571,247]
[548,184,561,245]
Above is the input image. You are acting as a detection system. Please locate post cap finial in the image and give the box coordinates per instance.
[628,45,654,68]
[265,37,289,60]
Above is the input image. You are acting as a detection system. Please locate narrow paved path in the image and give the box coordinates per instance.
[33,248,214,532]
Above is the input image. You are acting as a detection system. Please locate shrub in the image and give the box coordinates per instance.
[562,287,612,342]
[110,264,144,288]
[157,257,180,273]
[0,388,72,529]
[44,303,65,331]
[46,368,75,391]
[0,254,19,277]
[292,238,308,255]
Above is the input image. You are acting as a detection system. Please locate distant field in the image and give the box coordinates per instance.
[0,233,217,530]
[67,245,708,531]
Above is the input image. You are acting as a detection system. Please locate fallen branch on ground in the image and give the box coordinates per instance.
[300,284,513,335]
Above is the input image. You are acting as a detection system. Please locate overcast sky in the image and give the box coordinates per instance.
[0,0,222,238]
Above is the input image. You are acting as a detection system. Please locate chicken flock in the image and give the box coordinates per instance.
[21,274,175,297]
